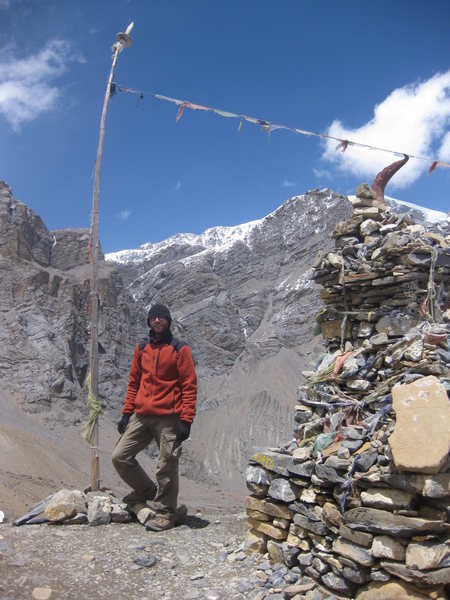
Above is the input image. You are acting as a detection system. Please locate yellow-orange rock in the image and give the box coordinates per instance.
[389,376,450,474]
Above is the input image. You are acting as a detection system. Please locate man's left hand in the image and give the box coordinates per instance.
[176,421,191,442]
[117,414,131,435]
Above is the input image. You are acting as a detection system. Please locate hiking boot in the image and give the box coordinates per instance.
[145,504,187,531]
[122,485,157,504]
[145,513,175,532]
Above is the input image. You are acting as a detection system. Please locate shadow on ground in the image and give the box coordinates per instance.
[183,515,210,529]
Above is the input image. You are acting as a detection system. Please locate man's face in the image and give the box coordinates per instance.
[149,315,169,335]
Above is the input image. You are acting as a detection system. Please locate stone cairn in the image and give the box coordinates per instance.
[245,185,450,599]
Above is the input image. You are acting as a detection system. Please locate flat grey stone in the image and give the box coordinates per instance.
[380,561,450,586]
[134,554,157,568]
[344,507,448,537]
[293,514,330,536]
[249,450,293,476]
[332,537,374,567]
[288,461,314,478]
[314,464,345,484]
[246,466,272,486]
[320,571,356,595]
[268,478,298,503]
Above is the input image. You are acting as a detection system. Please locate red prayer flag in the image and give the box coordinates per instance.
[176,102,186,122]
[336,140,349,153]
[428,160,438,174]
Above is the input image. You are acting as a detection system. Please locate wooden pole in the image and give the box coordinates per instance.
[89,24,133,491]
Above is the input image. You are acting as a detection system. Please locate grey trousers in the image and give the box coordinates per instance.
[112,413,182,515]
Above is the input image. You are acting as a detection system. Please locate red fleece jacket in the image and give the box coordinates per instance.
[122,340,197,424]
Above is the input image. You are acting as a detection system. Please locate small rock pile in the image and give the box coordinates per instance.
[13,488,134,527]
[245,187,450,599]
[12,487,194,530]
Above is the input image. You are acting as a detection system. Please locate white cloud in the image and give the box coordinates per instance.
[117,209,130,221]
[281,180,297,188]
[321,70,450,189]
[438,131,450,161]
[312,167,332,180]
[0,0,11,8]
[0,39,84,130]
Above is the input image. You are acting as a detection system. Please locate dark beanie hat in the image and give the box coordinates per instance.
[147,304,172,325]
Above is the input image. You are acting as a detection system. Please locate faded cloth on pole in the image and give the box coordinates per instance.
[80,371,104,443]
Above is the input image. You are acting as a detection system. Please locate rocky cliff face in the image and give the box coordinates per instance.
[0,181,137,426]
[0,181,351,491]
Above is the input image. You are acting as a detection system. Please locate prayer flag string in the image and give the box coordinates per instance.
[111,82,450,174]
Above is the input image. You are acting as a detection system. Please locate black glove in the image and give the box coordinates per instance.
[176,421,191,442]
[117,414,131,435]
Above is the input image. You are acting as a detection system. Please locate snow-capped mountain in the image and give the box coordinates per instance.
[106,194,448,266]
[105,218,265,265]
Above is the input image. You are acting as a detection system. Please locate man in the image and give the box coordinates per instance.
[112,304,197,531]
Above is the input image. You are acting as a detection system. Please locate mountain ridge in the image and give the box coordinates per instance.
[105,192,448,266]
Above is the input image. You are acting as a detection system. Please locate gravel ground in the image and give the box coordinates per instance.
[0,512,274,600]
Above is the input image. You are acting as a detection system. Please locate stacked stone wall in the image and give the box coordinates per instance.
[245,192,450,599]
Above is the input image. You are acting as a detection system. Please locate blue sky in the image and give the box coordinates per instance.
[1,0,449,253]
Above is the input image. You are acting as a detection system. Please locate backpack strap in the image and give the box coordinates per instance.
[170,337,187,353]
[138,337,150,351]
[137,337,186,353]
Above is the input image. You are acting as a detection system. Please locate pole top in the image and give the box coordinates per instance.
[112,22,134,54]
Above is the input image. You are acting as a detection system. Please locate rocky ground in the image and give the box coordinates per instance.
[0,389,307,600]
[0,512,310,600]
